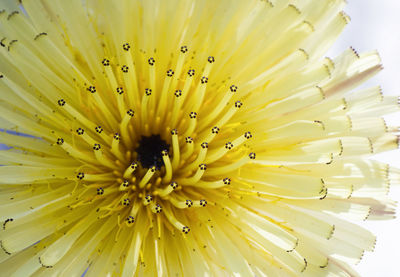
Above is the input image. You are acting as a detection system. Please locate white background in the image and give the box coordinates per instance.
[327,1,400,276]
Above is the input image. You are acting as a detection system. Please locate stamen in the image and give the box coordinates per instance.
[161,150,173,183]
[141,88,152,135]
[155,181,178,198]
[163,204,189,234]
[181,136,194,161]
[183,142,208,172]
[177,163,207,185]
[123,162,138,179]
[138,166,156,188]
[205,152,255,176]
[119,179,130,191]
[198,85,237,130]
[183,112,197,138]
[93,143,118,169]
[120,109,135,149]
[171,129,180,170]
[111,133,125,161]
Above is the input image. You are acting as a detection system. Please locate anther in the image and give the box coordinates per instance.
[244,132,252,139]
[130,162,138,169]
[93,143,101,150]
[114,133,120,140]
[185,200,193,207]
[161,149,169,157]
[180,46,188,53]
[185,137,193,143]
[199,163,207,170]
[122,180,129,187]
[182,226,190,234]
[126,215,135,224]
[97,187,104,195]
[207,56,215,63]
[148,57,155,66]
[175,90,182,97]
[144,194,153,204]
[201,142,208,149]
[56,138,64,145]
[170,182,178,189]
[189,112,197,119]
[127,109,135,117]
[145,88,152,96]
[171,129,178,135]
[57,99,65,106]
[76,128,84,135]
[102,59,110,66]
[116,87,124,95]
[249,152,256,160]
[200,76,208,84]
[200,199,207,207]
[167,69,174,77]
[77,172,85,180]
[122,198,130,206]
[225,142,233,150]
[87,86,96,93]
[223,178,231,185]
[235,101,243,108]
[230,85,238,92]
[188,69,195,77]
[211,126,220,134]
[155,204,162,213]
[123,43,131,51]
[121,65,129,73]
[95,126,103,133]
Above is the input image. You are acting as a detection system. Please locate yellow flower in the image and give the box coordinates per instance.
[0,0,399,276]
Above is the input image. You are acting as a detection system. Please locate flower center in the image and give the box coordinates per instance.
[136,135,169,169]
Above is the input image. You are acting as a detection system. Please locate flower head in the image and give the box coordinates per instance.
[0,0,399,276]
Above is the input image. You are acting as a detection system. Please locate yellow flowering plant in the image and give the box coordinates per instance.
[0,0,399,276]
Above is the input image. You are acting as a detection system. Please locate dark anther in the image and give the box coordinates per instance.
[116,87,124,94]
[185,137,193,143]
[145,88,152,96]
[199,164,207,170]
[225,142,233,150]
[126,215,135,223]
[56,138,64,145]
[102,59,110,66]
[171,129,178,135]
[230,85,238,92]
[170,181,178,189]
[167,69,174,77]
[123,43,131,51]
[200,200,207,207]
[175,90,182,97]
[207,56,215,63]
[57,99,65,106]
[76,128,84,135]
[249,152,256,160]
[97,187,104,195]
[148,57,155,66]
[223,178,231,185]
[95,126,103,133]
[93,143,101,150]
[201,142,208,149]
[77,172,85,180]
[200,76,208,84]
[244,132,252,139]
[188,69,195,77]
[121,65,129,73]
[127,109,135,117]
[211,126,219,134]
[87,86,96,93]
[235,101,243,108]
[180,46,188,53]
[189,112,197,119]
[114,133,120,140]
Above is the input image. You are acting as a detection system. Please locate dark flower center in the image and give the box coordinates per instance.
[136,135,170,169]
